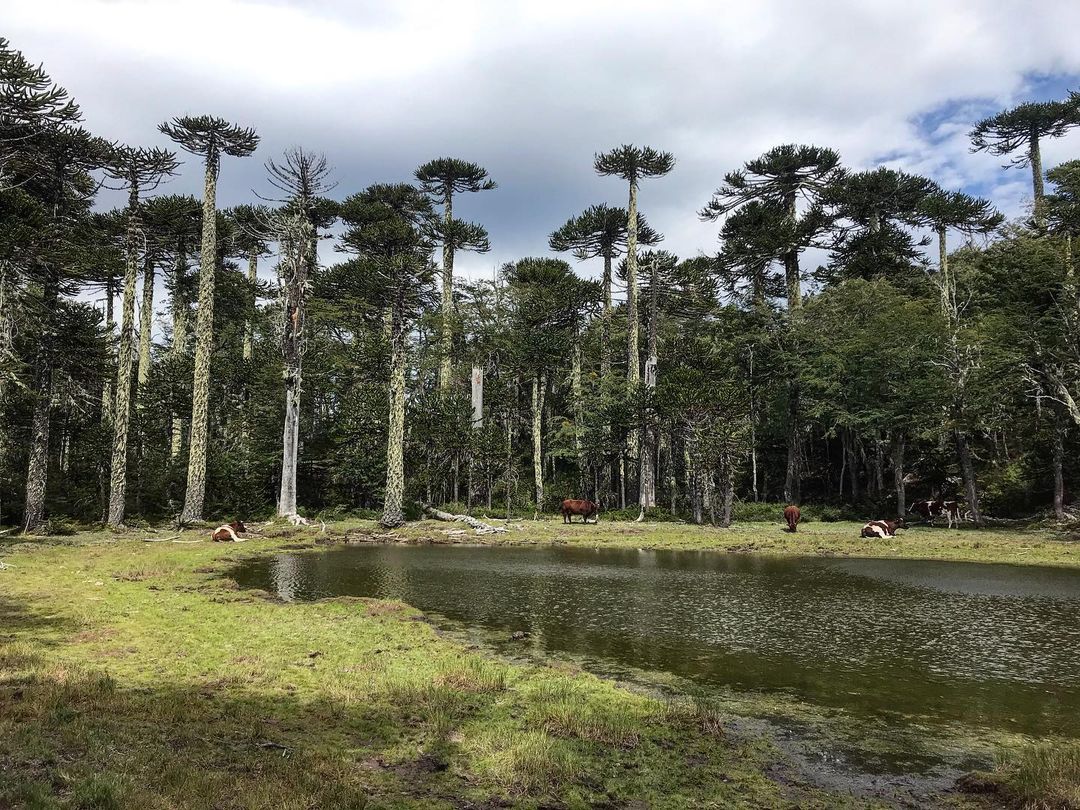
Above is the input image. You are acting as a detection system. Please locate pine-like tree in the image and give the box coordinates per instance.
[701,144,840,309]
[158,115,258,522]
[970,97,1080,228]
[549,204,660,379]
[102,145,178,526]
[338,184,436,527]
[261,148,336,518]
[414,158,495,393]
[595,146,674,391]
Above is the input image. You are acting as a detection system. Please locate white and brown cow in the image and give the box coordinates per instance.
[212,520,248,542]
[909,499,962,528]
[860,518,906,539]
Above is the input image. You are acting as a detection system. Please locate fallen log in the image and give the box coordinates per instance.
[421,504,507,535]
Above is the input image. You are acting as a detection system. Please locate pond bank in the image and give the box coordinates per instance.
[2,520,1075,808]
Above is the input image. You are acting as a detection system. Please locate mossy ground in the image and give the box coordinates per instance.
[1,516,1075,808]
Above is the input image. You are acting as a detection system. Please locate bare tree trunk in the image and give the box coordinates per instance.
[531,372,545,514]
[783,388,800,504]
[638,257,658,512]
[892,432,906,519]
[571,339,584,492]
[381,299,407,528]
[720,452,734,527]
[170,248,188,459]
[468,365,483,507]
[1030,128,1045,229]
[954,429,983,527]
[438,190,454,392]
[1054,418,1066,521]
[107,190,141,526]
[136,252,154,399]
[181,153,220,522]
[23,264,61,533]
[243,252,257,362]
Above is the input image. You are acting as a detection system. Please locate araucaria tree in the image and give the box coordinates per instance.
[414,158,495,393]
[970,98,1080,228]
[262,148,336,518]
[159,115,258,522]
[595,146,674,391]
[102,145,178,526]
[337,184,436,528]
[549,204,660,380]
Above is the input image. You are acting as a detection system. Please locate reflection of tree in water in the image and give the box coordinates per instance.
[243,546,1080,735]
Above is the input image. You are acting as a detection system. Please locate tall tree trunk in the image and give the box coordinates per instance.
[571,338,584,492]
[625,181,640,389]
[531,372,545,514]
[181,151,220,522]
[1054,418,1066,521]
[107,189,141,526]
[638,257,658,512]
[601,250,613,380]
[892,432,906,519]
[505,401,513,519]
[136,252,154,397]
[720,451,734,527]
[381,299,407,528]
[170,244,188,459]
[1030,128,1045,229]
[23,266,60,533]
[243,251,257,361]
[783,388,800,504]
[277,217,311,518]
[954,428,983,527]
[468,365,483,507]
[438,189,454,392]
[784,191,801,309]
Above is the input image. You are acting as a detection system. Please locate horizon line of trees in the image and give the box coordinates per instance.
[3,37,1080,532]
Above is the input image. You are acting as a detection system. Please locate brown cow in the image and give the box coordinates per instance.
[212,520,248,542]
[860,518,906,539]
[909,499,963,528]
[783,505,800,533]
[561,499,599,524]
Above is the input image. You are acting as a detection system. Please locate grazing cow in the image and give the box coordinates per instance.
[860,518,906,539]
[783,505,801,533]
[561,499,600,524]
[212,520,248,542]
[909,499,963,528]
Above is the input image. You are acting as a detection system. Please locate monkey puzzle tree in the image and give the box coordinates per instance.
[701,144,840,310]
[338,183,436,528]
[158,115,258,522]
[102,145,178,526]
[1046,160,1080,283]
[227,203,272,363]
[260,148,336,518]
[970,96,1080,228]
[414,158,495,394]
[595,145,674,392]
[549,203,660,380]
[16,126,109,532]
[714,201,788,309]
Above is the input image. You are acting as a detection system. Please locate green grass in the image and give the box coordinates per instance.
[0,525,865,809]
[986,742,1080,809]
[2,515,1075,808]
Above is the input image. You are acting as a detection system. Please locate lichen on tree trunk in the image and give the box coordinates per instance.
[181,152,219,523]
[381,298,407,528]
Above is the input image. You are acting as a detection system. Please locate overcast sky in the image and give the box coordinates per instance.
[7,0,1080,290]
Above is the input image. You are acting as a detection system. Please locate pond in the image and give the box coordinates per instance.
[231,544,1080,736]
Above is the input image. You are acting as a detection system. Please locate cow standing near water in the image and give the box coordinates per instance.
[860,518,906,539]
[561,499,600,524]
[783,505,801,532]
[909,499,962,528]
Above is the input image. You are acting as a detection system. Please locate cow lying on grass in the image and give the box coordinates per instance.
[561,499,600,524]
[860,518,905,539]
[212,521,248,542]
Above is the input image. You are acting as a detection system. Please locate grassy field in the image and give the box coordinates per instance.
[1,516,1076,809]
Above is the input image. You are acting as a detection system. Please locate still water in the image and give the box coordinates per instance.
[231,545,1080,734]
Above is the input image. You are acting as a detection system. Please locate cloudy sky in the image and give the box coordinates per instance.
[7,0,1080,288]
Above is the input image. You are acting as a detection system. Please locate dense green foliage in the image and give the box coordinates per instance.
[2,38,1080,530]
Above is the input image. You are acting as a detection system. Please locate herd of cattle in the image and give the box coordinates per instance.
[785,499,965,538]
[207,500,967,542]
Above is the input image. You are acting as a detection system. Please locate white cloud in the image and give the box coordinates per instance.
[5,0,1080,285]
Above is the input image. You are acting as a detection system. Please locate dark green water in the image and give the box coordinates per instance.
[231,545,1080,735]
